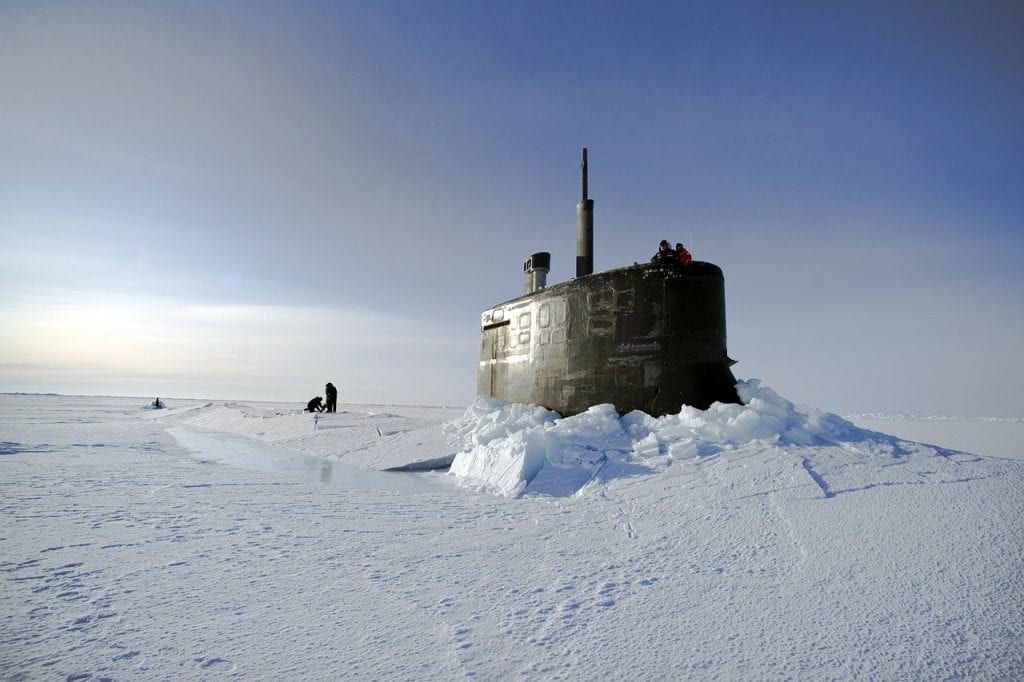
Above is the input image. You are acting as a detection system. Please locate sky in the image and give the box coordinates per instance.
[1,0,1022,416]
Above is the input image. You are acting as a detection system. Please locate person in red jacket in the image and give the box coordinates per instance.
[675,242,692,265]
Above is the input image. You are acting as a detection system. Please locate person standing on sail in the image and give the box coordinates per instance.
[675,242,692,265]
[651,240,677,266]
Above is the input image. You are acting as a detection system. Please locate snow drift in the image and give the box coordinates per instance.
[447,380,933,497]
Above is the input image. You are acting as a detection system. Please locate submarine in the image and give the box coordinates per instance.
[477,148,741,417]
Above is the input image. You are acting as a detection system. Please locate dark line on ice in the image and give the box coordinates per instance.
[384,454,456,472]
[801,458,833,499]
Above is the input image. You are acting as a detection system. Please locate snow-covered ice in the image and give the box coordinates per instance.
[2,384,1022,679]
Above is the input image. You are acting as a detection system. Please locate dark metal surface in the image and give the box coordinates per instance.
[478,262,741,416]
[576,148,594,278]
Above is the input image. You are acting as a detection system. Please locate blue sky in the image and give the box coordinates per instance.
[1,0,1021,416]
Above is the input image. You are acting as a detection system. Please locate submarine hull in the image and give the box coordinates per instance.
[478,262,740,417]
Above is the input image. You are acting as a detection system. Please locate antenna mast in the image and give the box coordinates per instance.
[576,147,594,277]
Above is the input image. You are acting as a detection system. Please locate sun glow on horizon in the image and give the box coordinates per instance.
[0,295,475,403]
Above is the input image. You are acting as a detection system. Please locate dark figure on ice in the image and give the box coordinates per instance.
[675,242,692,265]
[651,240,677,266]
[324,382,338,413]
[151,397,164,409]
[306,396,325,413]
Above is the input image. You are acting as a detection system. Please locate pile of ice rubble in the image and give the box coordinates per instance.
[445,379,864,497]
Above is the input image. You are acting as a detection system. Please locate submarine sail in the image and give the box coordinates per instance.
[478,149,740,417]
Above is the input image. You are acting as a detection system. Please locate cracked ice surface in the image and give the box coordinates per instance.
[446,380,995,498]
[1,388,1022,680]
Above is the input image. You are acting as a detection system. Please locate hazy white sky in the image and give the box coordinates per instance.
[2,0,1021,416]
